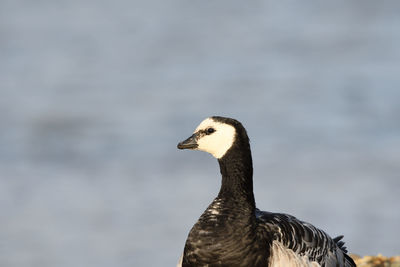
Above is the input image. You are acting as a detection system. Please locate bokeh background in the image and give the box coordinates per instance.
[1,0,400,266]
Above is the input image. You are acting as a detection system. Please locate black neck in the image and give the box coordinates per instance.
[217,142,255,211]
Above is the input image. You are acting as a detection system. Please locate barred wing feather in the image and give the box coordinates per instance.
[256,210,356,267]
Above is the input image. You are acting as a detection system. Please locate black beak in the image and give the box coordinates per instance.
[177,134,198,150]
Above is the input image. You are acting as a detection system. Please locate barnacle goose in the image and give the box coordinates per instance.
[177,116,355,267]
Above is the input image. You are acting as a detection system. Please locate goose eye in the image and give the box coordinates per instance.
[206,127,215,134]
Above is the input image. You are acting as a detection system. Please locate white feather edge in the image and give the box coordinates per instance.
[269,240,320,267]
[176,253,183,267]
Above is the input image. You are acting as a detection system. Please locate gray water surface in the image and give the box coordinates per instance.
[1,1,400,266]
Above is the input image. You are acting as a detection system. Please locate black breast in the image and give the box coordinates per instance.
[182,198,270,267]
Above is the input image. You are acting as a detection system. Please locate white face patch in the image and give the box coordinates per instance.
[193,117,236,159]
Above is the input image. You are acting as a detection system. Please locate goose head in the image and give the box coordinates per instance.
[177,116,244,159]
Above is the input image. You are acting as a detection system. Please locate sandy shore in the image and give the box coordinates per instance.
[350,254,400,267]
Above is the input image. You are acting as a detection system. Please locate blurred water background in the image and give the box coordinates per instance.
[1,0,400,266]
